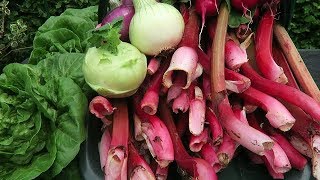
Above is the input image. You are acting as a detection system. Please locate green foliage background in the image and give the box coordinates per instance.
[288,0,320,49]
[0,0,99,69]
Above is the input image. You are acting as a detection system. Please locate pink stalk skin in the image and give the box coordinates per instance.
[289,134,313,158]
[134,97,174,168]
[202,74,212,100]
[206,107,223,145]
[254,6,288,84]
[99,128,112,170]
[89,96,115,125]
[167,85,183,103]
[163,47,198,89]
[176,113,189,137]
[239,87,296,132]
[217,133,237,167]
[178,8,200,50]
[262,156,285,179]
[218,97,274,155]
[225,39,248,70]
[141,60,170,115]
[264,142,292,173]
[241,62,320,122]
[225,68,251,93]
[172,89,189,113]
[200,143,222,172]
[189,86,206,136]
[233,106,249,125]
[105,100,129,180]
[192,63,204,82]
[128,142,156,180]
[133,114,144,141]
[159,99,218,180]
[272,47,300,87]
[147,58,161,75]
[195,0,219,45]
[155,165,168,180]
[243,101,258,113]
[189,128,209,152]
[311,135,320,179]
[270,132,307,170]
[196,47,211,74]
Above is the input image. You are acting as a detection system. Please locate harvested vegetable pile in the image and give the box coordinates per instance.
[87,0,320,179]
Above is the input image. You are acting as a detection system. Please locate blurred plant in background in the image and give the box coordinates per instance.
[0,0,99,70]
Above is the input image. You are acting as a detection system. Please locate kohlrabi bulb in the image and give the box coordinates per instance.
[82,42,147,98]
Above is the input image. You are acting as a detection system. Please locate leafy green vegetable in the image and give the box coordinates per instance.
[29,6,98,64]
[228,8,253,28]
[0,52,87,179]
[87,18,122,55]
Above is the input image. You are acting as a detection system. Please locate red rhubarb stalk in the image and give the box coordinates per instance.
[202,73,212,100]
[189,86,206,136]
[240,62,320,122]
[163,46,198,90]
[147,58,161,75]
[288,134,313,158]
[141,60,170,115]
[218,97,274,155]
[128,142,156,180]
[232,104,249,125]
[217,133,237,167]
[178,8,200,49]
[206,107,223,145]
[274,24,320,102]
[262,156,285,179]
[105,99,129,180]
[134,96,174,168]
[89,96,115,125]
[255,5,287,83]
[176,112,189,137]
[225,68,251,93]
[155,165,168,180]
[189,128,209,152]
[239,87,296,131]
[159,99,218,180]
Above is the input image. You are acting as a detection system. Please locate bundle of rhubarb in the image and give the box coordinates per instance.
[83,0,320,179]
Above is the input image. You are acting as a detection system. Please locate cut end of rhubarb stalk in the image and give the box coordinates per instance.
[189,128,209,152]
[189,86,206,136]
[163,46,198,89]
[147,58,161,75]
[89,96,115,123]
[311,135,320,179]
[141,91,159,115]
[265,111,295,132]
[172,89,189,113]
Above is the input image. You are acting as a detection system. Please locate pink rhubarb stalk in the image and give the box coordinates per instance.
[202,74,212,100]
[134,96,174,168]
[147,58,161,75]
[128,142,156,180]
[206,107,223,145]
[178,8,200,50]
[225,38,248,70]
[225,68,251,93]
[189,86,206,136]
[159,99,218,180]
[239,87,296,131]
[217,133,237,167]
[99,128,112,170]
[254,5,287,83]
[262,156,285,179]
[311,135,320,179]
[240,62,320,122]
[105,99,129,180]
[217,97,274,155]
[200,143,222,172]
[288,134,313,158]
[155,165,168,180]
[89,96,115,125]
[270,132,307,170]
[163,46,198,90]
[141,60,170,115]
[189,128,209,152]
[172,89,189,113]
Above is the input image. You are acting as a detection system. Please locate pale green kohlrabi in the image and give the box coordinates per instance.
[82,42,147,98]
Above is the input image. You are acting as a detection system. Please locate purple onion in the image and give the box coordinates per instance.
[101,0,134,41]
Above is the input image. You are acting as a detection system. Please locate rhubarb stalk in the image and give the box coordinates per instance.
[206,107,223,145]
[211,2,229,104]
[274,24,320,102]
[255,5,287,83]
[159,98,218,180]
[105,99,129,180]
[178,8,200,49]
[225,38,248,70]
[189,128,209,152]
[225,68,251,93]
[311,135,320,179]
[147,58,161,75]
[189,86,206,136]
[200,143,222,172]
[89,96,115,125]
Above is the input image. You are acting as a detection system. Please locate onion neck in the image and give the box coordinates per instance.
[133,0,157,11]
